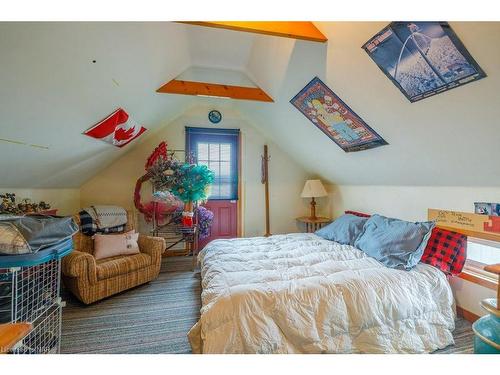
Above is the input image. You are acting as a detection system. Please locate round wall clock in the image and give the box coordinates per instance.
[208,110,222,124]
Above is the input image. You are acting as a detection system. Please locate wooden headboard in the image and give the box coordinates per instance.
[428,208,500,242]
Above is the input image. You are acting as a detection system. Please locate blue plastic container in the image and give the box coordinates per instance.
[472,298,500,354]
[0,238,73,268]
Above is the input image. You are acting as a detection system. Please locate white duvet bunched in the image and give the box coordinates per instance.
[188,233,456,353]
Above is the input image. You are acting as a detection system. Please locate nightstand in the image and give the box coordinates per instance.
[296,217,332,233]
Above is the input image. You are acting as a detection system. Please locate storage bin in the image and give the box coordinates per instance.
[0,238,72,354]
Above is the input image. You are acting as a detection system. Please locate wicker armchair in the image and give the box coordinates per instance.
[62,211,166,304]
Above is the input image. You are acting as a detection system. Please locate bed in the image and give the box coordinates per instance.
[188,233,456,354]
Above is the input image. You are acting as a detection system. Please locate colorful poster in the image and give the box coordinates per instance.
[363,22,486,102]
[290,77,387,152]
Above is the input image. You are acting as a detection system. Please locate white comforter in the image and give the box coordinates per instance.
[188,233,455,353]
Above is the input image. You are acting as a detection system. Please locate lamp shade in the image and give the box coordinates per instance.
[300,179,327,198]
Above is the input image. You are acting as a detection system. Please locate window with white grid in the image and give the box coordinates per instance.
[186,127,239,200]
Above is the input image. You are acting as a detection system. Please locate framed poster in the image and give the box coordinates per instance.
[290,77,388,152]
[363,22,486,102]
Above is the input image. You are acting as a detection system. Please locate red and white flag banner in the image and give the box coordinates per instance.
[84,108,147,148]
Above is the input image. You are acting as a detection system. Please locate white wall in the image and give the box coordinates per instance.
[80,103,310,237]
[0,188,80,216]
[321,185,500,220]
[323,184,499,316]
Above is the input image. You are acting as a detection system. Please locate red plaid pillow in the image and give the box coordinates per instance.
[421,227,467,275]
[345,210,371,218]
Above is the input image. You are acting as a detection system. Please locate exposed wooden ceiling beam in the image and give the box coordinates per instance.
[157,79,274,102]
[181,21,327,43]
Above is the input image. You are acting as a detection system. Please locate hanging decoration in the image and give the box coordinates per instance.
[168,164,214,204]
[195,206,215,240]
[145,141,168,169]
[134,173,154,220]
[134,141,215,228]
[148,156,184,192]
[84,108,147,148]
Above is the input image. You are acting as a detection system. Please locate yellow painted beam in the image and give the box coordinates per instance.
[181,21,327,43]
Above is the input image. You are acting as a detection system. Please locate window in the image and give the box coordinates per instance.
[186,127,239,200]
[464,237,500,280]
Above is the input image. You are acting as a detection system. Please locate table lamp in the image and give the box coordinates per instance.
[301,179,327,220]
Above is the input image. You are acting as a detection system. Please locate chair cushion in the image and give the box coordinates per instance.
[96,253,152,280]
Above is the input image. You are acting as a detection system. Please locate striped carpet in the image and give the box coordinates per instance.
[61,256,474,354]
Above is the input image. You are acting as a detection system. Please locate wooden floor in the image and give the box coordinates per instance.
[61,257,474,354]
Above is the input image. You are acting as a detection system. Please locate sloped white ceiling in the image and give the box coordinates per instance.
[239,22,500,186]
[0,22,193,187]
[1,22,499,188]
[186,24,255,70]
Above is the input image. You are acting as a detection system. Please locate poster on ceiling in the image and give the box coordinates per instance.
[84,108,147,147]
[362,22,486,103]
[290,77,388,152]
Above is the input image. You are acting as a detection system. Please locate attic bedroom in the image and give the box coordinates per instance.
[1,0,500,370]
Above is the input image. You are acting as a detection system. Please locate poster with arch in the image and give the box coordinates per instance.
[290,77,388,152]
[363,22,486,102]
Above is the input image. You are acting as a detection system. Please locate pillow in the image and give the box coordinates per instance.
[315,214,368,245]
[354,214,435,270]
[420,227,467,275]
[344,210,371,218]
[0,222,31,255]
[93,230,140,260]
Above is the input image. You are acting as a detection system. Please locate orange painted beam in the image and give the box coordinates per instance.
[157,79,274,102]
[181,21,327,43]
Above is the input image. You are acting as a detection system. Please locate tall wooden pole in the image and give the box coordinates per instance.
[263,145,271,237]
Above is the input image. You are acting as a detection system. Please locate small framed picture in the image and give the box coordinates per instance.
[474,202,500,216]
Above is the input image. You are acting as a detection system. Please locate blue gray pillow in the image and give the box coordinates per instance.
[353,214,435,270]
[315,214,368,246]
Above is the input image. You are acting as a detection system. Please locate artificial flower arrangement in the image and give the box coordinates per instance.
[134,141,215,231]
[0,193,51,215]
[168,205,214,239]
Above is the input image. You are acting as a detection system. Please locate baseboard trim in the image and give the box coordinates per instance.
[457,306,480,323]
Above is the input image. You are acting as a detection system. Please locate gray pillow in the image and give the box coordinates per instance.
[315,214,368,245]
[354,214,435,270]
